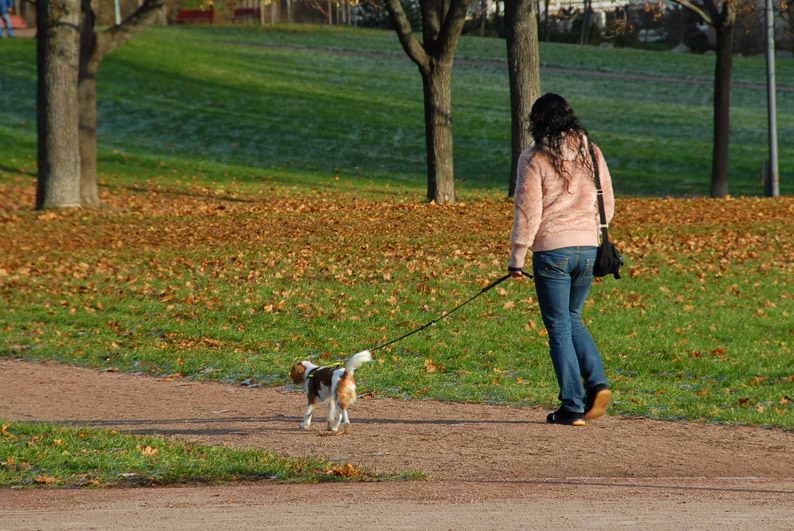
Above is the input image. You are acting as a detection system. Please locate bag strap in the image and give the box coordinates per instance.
[587,137,610,244]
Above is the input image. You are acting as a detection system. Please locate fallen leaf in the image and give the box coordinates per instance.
[137,445,158,457]
[322,463,360,478]
[37,212,59,221]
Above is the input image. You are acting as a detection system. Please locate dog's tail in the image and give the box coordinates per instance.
[345,350,372,373]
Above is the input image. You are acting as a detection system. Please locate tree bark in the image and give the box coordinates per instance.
[504,0,540,198]
[78,0,164,208]
[480,0,487,37]
[672,0,736,198]
[79,0,100,208]
[36,0,82,210]
[421,62,456,203]
[543,0,550,37]
[710,21,734,198]
[580,0,591,46]
[78,73,100,207]
[385,0,468,204]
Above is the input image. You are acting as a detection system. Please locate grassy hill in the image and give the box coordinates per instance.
[0,24,791,197]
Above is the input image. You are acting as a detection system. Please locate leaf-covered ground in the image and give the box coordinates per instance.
[2,179,794,427]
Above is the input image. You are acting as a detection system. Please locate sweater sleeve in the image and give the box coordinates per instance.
[509,149,543,269]
[595,144,615,225]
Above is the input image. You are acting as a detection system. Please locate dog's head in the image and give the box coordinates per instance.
[289,362,307,385]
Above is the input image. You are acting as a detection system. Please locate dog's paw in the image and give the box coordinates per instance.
[299,423,311,430]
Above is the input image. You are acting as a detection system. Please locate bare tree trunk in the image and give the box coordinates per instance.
[504,0,540,197]
[421,63,456,203]
[580,0,591,45]
[710,22,733,198]
[79,0,100,208]
[36,0,82,210]
[78,74,100,208]
[672,0,736,198]
[543,0,550,38]
[480,0,487,37]
[385,0,468,204]
[78,0,164,208]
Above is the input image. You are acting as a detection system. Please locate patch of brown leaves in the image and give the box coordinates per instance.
[1,182,793,301]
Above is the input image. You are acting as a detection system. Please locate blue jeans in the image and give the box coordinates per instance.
[1,13,13,38]
[533,247,607,413]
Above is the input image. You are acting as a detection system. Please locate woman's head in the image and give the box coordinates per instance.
[528,93,586,145]
[527,93,592,189]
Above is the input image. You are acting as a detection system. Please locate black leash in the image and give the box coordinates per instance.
[370,270,530,352]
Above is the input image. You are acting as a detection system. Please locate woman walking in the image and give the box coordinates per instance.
[508,93,614,426]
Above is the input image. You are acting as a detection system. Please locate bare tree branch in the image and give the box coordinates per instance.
[92,0,165,70]
[670,0,714,25]
[436,0,468,61]
[384,0,430,72]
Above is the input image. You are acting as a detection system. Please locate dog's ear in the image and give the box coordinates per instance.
[289,363,306,384]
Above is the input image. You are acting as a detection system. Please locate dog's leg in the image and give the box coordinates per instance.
[299,403,314,429]
[341,409,351,433]
[326,401,338,430]
[329,402,345,432]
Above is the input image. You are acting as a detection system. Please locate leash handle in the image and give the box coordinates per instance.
[506,267,532,281]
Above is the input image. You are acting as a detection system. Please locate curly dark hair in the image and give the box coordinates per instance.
[528,93,593,190]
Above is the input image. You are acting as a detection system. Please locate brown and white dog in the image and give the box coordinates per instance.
[289,350,372,433]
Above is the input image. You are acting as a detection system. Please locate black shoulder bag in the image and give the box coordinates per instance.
[588,139,624,279]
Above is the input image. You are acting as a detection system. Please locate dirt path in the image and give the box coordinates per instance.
[4,478,794,530]
[2,359,794,529]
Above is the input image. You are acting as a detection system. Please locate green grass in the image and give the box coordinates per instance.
[0,26,793,443]
[0,420,403,488]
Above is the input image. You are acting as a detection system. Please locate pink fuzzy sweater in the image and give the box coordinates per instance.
[509,135,615,270]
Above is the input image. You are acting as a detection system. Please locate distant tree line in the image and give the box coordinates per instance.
[359,0,794,54]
